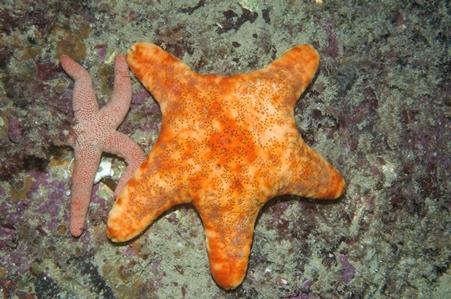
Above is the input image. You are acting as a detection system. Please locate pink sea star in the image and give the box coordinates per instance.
[60,54,145,237]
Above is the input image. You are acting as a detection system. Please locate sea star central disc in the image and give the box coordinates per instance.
[107,43,345,289]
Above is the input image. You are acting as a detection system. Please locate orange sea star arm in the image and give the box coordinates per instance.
[106,147,190,242]
[284,142,346,199]
[198,204,259,290]
[126,43,197,108]
[252,45,320,105]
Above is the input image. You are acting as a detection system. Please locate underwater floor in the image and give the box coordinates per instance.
[0,1,449,298]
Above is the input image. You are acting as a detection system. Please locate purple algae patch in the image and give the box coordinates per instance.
[36,61,61,81]
[96,44,107,63]
[132,86,151,105]
[36,180,65,215]
[322,22,339,58]
[36,180,67,231]
[7,116,23,143]
[1,242,32,275]
[0,199,29,226]
[28,170,50,194]
[338,254,356,284]
[283,292,309,299]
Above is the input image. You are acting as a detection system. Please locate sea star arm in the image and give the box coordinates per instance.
[285,143,346,199]
[256,45,320,105]
[106,153,189,242]
[198,205,259,290]
[126,43,196,107]
[99,56,133,128]
[70,145,102,236]
[101,131,145,196]
[60,55,98,121]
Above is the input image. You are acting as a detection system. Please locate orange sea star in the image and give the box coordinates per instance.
[60,55,145,237]
[106,43,345,289]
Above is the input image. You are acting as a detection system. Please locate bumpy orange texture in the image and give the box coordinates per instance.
[107,43,345,289]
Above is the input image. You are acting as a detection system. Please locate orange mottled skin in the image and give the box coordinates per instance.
[107,43,345,289]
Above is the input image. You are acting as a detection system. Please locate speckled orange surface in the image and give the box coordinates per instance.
[107,43,345,289]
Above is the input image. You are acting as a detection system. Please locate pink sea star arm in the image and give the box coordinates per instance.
[60,55,98,121]
[99,56,133,128]
[70,145,101,237]
[102,131,145,196]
